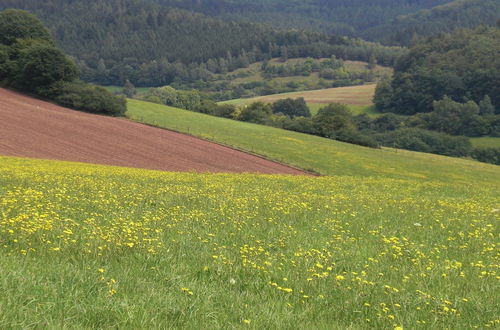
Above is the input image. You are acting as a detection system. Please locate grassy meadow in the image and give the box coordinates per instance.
[221,83,382,117]
[2,95,499,329]
[1,156,499,328]
[126,99,499,183]
[221,84,377,107]
[102,85,152,95]
[470,137,500,148]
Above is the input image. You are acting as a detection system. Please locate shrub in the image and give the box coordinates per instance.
[272,98,311,118]
[237,102,272,124]
[14,43,79,95]
[471,147,500,165]
[54,81,126,116]
[375,128,473,157]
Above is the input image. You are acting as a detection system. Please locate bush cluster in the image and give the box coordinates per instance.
[0,9,125,116]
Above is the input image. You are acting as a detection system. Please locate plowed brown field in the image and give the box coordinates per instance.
[0,88,307,175]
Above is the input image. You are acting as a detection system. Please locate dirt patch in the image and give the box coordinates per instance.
[0,88,309,175]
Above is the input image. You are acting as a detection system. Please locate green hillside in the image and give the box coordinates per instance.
[127,99,499,183]
[221,83,379,114]
[470,137,500,148]
[156,0,452,37]
[156,0,499,44]
[0,0,403,87]
[363,0,500,45]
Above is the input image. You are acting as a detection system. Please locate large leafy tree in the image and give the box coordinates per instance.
[313,103,357,139]
[14,42,78,95]
[0,9,53,46]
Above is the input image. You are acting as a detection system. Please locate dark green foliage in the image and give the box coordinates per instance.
[364,0,500,46]
[122,80,136,98]
[311,103,379,147]
[0,9,53,46]
[426,97,488,137]
[14,43,78,95]
[471,147,500,165]
[0,0,404,87]
[282,117,316,135]
[373,77,394,112]
[0,9,125,116]
[479,95,495,116]
[155,0,452,39]
[0,9,78,95]
[238,102,273,124]
[374,128,473,157]
[193,100,236,118]
[213,104,237,119]
[54,82,126,116]
[370,113,403,132]
[142,86,201,110]
[272,98,311,118]
[376,26,500,115]
[313,103,357,139]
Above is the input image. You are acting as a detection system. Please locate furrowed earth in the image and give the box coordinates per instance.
[0,88,306,175]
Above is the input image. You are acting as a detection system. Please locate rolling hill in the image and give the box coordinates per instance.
[126,98,500,183]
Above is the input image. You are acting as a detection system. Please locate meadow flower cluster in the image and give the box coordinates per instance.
[0,156,498,328]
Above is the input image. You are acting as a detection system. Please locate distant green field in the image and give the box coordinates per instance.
[127,99,499,183]
[221,84,377,107]
[102,85,151,94]
[470,137,500,148]
[307,103,380,116]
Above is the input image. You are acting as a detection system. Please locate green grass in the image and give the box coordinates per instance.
[101,85,151,94]
[221,84,377,108]
[307,103,381,116]
[126,99,499,185]
[1,156,498,328]
[470,137,500,148]
[2,90,499,328]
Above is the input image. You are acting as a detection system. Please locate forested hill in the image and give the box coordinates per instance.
[155,0,451,36]
[0,0,403,87]
[156,0,500,45]
[363,0,500,45]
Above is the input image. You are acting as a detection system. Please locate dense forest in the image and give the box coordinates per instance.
[155,0,500,45]
[370,25,499,162]
[156,0,450,36]
[363,0,500,45]
[374,26,500,116]
[0,0,403,87]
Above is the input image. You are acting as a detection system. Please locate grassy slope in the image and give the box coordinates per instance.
[102,85,151,95]
[221,83,382,116]
[126,99,499,184]
[2,95,499,328]
[1,156,498,328]
[470,137,500,148]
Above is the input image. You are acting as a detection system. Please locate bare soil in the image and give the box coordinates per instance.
[0,88,308,175]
